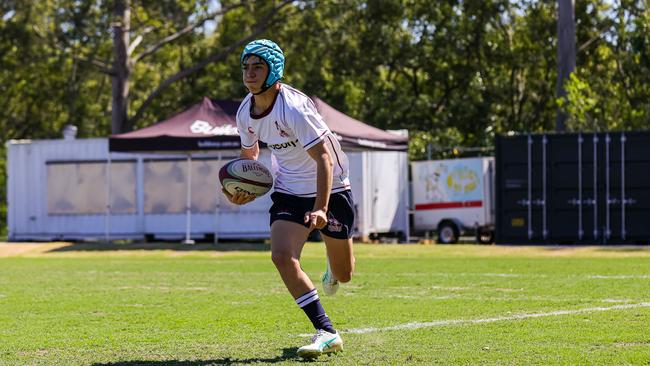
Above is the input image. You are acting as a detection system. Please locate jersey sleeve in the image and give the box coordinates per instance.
[289,98,330,150]
[236,102,258,149]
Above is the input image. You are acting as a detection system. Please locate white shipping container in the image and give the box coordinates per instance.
[6,138,409,242]
[411,157,495,243]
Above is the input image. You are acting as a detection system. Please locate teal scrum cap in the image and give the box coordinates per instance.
[241,39,285,93]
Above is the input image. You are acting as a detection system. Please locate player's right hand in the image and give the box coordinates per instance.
[222,188,256,205]
[305,209,328,230]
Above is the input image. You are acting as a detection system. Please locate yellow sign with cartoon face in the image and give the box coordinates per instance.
[447,166,479,194]
[415,158,484,203]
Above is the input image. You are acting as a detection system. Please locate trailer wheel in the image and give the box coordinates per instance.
[437,221,459,244]
[477,228,494,244]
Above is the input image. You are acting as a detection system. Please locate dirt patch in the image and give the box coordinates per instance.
[0,241,269,257]
[0,242,72,257]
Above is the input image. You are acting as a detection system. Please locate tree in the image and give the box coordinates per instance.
[107,0,294,133]
[561,0,650,131]
[21,0,295,134]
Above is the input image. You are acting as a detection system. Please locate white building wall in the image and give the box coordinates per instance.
[7,138,408,241]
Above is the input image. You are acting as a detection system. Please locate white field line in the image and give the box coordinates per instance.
[298,302,650,337]
[364,272,650,279]
[588,275,650,279]
[373,272,531,278]
[382,295,638,303]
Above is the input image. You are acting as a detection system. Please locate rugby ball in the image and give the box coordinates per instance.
[219,158,273,197]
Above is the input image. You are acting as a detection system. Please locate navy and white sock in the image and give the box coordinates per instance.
[295,289,335,333]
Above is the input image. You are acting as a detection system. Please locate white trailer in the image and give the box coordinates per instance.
[349,150,410,242]
[411,157,495,243]
[6,138,409,242]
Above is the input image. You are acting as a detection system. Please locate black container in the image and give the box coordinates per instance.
[496,131,650,244]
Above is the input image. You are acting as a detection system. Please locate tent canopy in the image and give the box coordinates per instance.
[109,96,408,152]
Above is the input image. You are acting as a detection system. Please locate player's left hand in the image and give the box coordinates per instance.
[222,188,256,205]
[305,209,327,230]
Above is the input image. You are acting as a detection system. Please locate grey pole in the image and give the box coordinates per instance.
[183,154,195,245]
[556,0,576,132]
[105,151,112,243]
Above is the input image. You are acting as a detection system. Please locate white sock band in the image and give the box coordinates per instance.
[295,289,319,308]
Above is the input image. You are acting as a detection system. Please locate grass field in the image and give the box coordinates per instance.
[1,242,650,365]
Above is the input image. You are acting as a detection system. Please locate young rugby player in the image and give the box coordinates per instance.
[222,39,355,359]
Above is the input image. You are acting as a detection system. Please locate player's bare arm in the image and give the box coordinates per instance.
[222,144,259,205]
[304,141,333,230]
[240,143,259,160]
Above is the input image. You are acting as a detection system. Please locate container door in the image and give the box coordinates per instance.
[496,134,548,243]
[483,158,496,225]
[547,133,598,244]
[604,132,650,243]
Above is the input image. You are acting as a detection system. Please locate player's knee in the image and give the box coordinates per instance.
[338,272,352,283]
[332,257,355,283]
[271,251,298,269]
[340,258,356,283]
[335,268,353,283]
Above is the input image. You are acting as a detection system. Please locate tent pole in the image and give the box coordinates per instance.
[105,151,112,243]
[403,152,410,244]
[214,151,221,245]
[183,154,195,244]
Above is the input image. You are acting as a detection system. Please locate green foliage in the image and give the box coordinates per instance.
[558,0,650,132]
[559,73,599,131]
[408,128,465,161]
[2,1,649,144]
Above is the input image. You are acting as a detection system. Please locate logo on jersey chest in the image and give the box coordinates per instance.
[275,121,290,138]
[269,139,299,150]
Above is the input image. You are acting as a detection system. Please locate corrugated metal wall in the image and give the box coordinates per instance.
[496,131,650,244]
[6,138,409,241]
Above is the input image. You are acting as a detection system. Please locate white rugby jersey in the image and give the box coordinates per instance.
[236,84,350,197]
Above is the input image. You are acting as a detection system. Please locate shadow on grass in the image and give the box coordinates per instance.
[593,246,650,252]
[537,244,649,251]
[46,241,270,253]
[90,347,308,365]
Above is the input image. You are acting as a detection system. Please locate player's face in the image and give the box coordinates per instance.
[242,55,268,93]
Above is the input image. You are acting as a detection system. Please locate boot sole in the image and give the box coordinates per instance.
[297,343,343,359]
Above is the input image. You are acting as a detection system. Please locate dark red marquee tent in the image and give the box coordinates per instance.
[109,96,408,152]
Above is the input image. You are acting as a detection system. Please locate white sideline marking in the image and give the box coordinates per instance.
[589,275,650,279]
[379,272,529,278]
[367,272,650,280]
[601,299,636,303]
[297,303,650,337]
[383,295,637,303]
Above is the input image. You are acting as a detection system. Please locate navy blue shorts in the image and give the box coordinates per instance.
[269,190,355,239]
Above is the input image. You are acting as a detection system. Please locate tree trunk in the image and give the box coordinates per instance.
[108,0,290,133]
[111,0,131,134]
[556,0,576,132]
